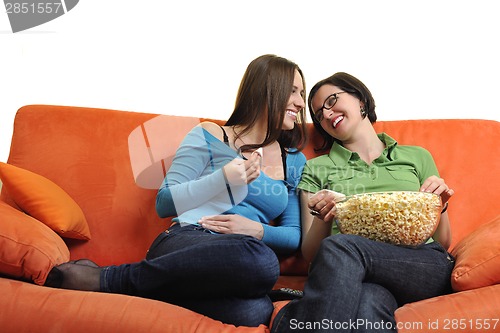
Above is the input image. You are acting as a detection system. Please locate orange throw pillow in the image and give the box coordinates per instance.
[0,201,70,285]
[451,215,500,291]
[0,162,91,240]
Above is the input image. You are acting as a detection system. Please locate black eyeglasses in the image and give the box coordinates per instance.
[313,91,347,122]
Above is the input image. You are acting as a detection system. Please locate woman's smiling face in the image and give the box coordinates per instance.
[311,84,364,141]
[282,69,305,131]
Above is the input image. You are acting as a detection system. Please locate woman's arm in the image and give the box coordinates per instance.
[433,212,451,250]
[156,125,235,217]
[260,185,303,254]
[420,175,454,250]
[257,152,307,254]
[199,184,301,254]
[300,190,333,262]
[300,189,346,261]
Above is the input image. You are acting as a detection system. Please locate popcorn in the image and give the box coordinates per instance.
[335,191,442,246]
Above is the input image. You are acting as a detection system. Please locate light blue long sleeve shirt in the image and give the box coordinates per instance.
[156,126,306,254]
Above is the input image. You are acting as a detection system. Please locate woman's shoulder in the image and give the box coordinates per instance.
[396,144,433,157]
[284,150,306,186]
[393,144,436,167]
[198,121,224,142]
[285,149,306,165]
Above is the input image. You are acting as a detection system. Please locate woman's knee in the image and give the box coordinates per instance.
[237,236,280,286]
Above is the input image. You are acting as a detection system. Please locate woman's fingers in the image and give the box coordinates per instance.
[420,176,454,204]
[308,190,343,221]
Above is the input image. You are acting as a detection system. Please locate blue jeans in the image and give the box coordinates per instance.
[101,224,280,327]
[272,234,455,333]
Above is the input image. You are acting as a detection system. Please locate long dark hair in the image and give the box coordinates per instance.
[308,72,377,151]
[225,54,308,152]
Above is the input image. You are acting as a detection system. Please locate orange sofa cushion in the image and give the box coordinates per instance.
[0,162,91,240]
[0,201,70,285]
[451,215,500,291]
[395,284,500,333]
[0,279,268,333]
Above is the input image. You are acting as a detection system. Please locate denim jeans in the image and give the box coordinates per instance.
[272,234,455,333]
[101,224,280,327]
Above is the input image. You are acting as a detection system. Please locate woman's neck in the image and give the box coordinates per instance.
[342,123,384,164]
[233,122,268,146]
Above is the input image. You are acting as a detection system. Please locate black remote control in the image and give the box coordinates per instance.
[268,287,304,301]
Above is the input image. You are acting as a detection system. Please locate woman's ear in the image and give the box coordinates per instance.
[359,102,367,118]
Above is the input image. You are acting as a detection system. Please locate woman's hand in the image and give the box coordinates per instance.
[420,175,454,204]
[223,152,261,185]
[308,189,346,222]
[422,176,453,249]
[199,214,264,239]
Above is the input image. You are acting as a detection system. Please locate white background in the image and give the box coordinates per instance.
[1,0,499,163]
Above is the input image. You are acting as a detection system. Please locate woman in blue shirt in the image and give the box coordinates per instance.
[272,72,455,333]
[46,54,308,327]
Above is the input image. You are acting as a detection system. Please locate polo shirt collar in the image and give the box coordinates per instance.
[379,133,398,160]
[327,133,398,165]
[328,141,353,166]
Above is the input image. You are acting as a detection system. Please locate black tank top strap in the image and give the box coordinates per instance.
[280,145,287,179]
[219,126,230,146]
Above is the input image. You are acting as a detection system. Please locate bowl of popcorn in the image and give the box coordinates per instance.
[334,191,442,246]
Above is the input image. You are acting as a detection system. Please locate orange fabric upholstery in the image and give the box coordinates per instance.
[0,162,91,240]
[450,215,500,291]
[3,105,172,266]
[1,105,498,332]
[0,201,70,285]
[394,284,500,333]
[0,279,267,333]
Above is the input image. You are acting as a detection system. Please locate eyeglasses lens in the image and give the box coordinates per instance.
[325,95,337,109]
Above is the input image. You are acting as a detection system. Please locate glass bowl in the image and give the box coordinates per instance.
[334,191,442,246]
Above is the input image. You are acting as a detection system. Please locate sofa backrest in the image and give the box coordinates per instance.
[3,105,173,265]
[3,105,499,267]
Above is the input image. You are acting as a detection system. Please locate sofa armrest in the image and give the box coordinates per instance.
[395,284,500,333]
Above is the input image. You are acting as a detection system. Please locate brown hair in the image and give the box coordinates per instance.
[225,54,308,152]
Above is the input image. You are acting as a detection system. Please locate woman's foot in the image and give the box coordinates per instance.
[45,262,101,291]
[69,259,99,267]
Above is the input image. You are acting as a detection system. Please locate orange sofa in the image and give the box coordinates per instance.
[0,105,499,333]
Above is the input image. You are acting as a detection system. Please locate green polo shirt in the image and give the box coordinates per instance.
[299,133,439,234]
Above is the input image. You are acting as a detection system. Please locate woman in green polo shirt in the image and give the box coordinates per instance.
[272,72,455,333]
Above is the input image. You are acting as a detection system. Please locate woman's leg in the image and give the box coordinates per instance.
[102,225,280,300]
[48,224,280,326]
[272,234,454,333]
[354,283,397,333]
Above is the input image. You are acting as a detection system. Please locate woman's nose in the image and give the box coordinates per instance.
[295,96,305,108]
[323,108,333,120]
